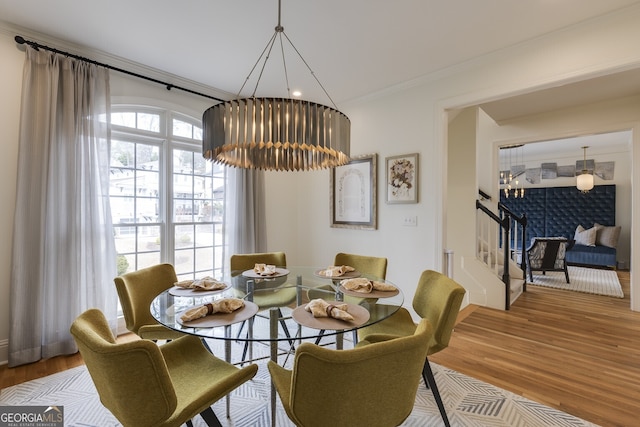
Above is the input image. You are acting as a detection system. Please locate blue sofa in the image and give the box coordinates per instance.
[565,242,617,268]
[501,184,618,269]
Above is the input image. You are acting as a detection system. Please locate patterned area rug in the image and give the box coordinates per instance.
[0,339,599,427]
[530,266,624,298]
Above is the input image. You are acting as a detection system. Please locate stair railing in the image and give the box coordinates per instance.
[475,192,527,310]
[498,202,528,274]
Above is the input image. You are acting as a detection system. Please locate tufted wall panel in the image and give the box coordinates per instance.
[500,184,616,241]
[502,189,546,240]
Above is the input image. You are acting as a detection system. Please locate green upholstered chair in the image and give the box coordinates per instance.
[307,252,388,345]
[114,263,185,341]
[70,308,258,427]
[229,251,288,275]
[334,252,388,279]
[268,318,433,427]
[357,270,466,427]
[230,251,297,358]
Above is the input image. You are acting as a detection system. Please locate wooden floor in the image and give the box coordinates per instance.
[1,271,637,427]
[431,270,638,427]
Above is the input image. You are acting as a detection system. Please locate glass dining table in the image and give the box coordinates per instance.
[150,266,404,426]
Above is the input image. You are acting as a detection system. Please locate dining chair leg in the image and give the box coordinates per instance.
[277,309,295,347]
[240,317,255,364]
[201,338,212,353]
[422,358,450,427]
[235,320,246,340]
[199,407,223,427]
[313,329,357,347]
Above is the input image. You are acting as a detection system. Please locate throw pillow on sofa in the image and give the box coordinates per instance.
[574,225,597,246]
[594,222,621,248]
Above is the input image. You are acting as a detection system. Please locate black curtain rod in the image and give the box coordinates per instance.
[14,35,225,103]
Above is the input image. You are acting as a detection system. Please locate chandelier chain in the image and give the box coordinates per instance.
[235,32,278,99]
[281,31,338,109]
[234,0,338,108]
[250,33,279,98]
[278,33,291,97]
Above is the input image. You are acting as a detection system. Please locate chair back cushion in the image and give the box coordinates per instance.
[527,238,568,269]
[413,270,466,354]
[230,251,287,273]
[334,252,387,279]
[114,263,178,335]
[288,319,432,427]
[70,309,177,427]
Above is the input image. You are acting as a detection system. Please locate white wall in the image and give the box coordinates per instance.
[263,82,446,316]
[446,108,485,306]
[2,5,640,364]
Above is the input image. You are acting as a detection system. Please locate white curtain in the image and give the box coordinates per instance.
[224,168,267,266]
[9,46,117,367]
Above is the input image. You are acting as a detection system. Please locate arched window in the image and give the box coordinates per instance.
[109,106,225,280]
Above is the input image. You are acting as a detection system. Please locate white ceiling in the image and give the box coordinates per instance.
[481,68,640,124]
[499,130,633,165]
[1,0,640,107]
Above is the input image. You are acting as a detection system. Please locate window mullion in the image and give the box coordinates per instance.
[162,137,174,265]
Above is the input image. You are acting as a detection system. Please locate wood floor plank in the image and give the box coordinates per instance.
[431,270,639,427]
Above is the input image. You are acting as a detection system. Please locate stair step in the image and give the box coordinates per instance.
[510,278,525,292]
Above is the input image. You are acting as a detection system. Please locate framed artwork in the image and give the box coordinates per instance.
[540,162,557,179]
[595,161,615,180]
[525,167,541,184]
[330,153,377,230]
[385,153,419,204]
[575,158,595,173]
[557,165,576,177]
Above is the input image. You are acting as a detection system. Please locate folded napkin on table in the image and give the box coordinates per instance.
[174,276,226,291]
[180,298,245,322]
[254,263,277,276]
[318,265,355,277]
[340,277,396,293]
[304,298,354,321]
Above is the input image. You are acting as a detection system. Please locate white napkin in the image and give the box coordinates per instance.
[174,276,226,291]
[340,277,396,293]
[180,298,245,322]
[304,298,354,321]
[254,263,278,276]
[318,265,355,277]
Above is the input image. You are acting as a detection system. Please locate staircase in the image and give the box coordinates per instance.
[475,193,528,310]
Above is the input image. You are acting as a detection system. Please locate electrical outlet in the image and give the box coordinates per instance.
[403,215,417,226]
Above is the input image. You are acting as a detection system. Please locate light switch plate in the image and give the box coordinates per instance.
[403,215,417,226]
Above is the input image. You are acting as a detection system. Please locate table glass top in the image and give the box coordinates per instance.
[150,266,404,342]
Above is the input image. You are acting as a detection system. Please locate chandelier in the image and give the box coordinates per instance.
[202,0,350,171]
[576,146,594,193]
[500,144,525,198]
